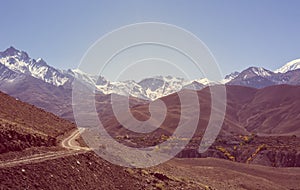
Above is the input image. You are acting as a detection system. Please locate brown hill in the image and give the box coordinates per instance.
[102,85,300,138]
[95,85,300,166]
[237,85,300,135]
[0,91,75,154]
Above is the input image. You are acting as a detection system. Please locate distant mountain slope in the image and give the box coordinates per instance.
[0,70,73,120]
[101,85,300,139]
[224,85,300,136]
[0,63,19,81]
[237,85,300,135]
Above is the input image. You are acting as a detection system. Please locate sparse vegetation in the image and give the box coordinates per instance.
[246,144,267,163]
[239,134,255,144]
[216,146,235,161]
[154,182,165,190]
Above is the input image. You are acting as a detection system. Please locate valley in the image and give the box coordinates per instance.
[0,47,300,189]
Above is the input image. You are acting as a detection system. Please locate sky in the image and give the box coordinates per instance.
[1,0,300,81]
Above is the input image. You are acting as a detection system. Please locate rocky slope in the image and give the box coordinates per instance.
[0,91,75,154]
[1,152,299,190]
[0,47,70,86]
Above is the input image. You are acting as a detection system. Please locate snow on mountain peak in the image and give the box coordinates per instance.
[251,67,273,77]
[194,78,213,85]
[221,71,240,84]
[275,58,300,73]
[0,47,69,86]
[36,58,46,63]
[1,46,30,62]
[236,67,273,79]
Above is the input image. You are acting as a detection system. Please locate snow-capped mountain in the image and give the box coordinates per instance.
[249,67,273,77]
[95,75,211,100]
[1,47,300,101]
[221,71,240,84]
[67,69,210,100]
[98,75,219,100]
[228,66,300,88]
[275,59,300,73]
[66,67,215,100]
[137,76,185,99]
[0,47,70,86]
[227,67,275,88]
[0,63,19,81]
[0,47,214,100]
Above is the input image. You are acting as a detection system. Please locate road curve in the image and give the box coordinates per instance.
[61,128,90,150]
[0,128,90,168]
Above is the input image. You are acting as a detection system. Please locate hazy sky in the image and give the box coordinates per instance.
[1,0,300,81]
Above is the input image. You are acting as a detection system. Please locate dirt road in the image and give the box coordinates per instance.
[0,128,90,168]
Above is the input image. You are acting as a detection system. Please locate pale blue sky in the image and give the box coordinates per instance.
[1,0,300,81]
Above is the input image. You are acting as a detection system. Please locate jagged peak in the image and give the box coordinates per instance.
[0,46,30,61]
[35,58,48,66]
[242,66,273,77]
[225,71,240,80]
[1,46,20,56]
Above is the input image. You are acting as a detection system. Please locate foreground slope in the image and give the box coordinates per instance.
[0,87,299,189]
[0,91,74,154]
[0,152,299,190]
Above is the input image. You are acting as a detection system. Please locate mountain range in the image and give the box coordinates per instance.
[1,46,300,123]
[1,47,300,189]
[1,47,300,101]
[0,47,212,100]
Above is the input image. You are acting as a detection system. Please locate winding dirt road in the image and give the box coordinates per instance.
[61,128,89,150]
[0,128,90,168]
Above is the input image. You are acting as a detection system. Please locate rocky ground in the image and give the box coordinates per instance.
[1,151,299,190]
